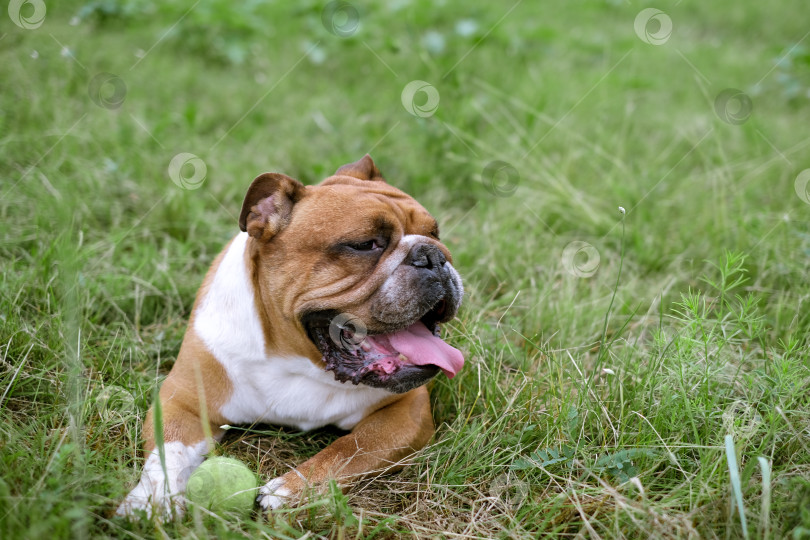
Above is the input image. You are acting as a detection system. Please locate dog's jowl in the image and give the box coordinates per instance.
[117,155,464,518]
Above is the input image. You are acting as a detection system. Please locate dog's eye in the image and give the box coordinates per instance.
[349,240,381,251]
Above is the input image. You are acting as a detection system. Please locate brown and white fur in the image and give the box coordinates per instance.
[116,155,463,518]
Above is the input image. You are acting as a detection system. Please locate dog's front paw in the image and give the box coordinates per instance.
[257,477,292,510]
[116,483,182,521]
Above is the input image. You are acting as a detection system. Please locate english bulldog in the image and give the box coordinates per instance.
[116,155,465,518]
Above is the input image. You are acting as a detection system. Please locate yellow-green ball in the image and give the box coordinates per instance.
[186,457,257,516]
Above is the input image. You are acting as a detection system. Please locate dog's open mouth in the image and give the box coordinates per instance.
[303,305,464,391]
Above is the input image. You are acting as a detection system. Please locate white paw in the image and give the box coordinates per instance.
[257,477,291,510]
[115,484,181,520]
[115,442,204,520]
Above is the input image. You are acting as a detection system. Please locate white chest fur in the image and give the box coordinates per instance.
[193,232,392,431]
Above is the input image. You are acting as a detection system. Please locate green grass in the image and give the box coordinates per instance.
[2,0,810,537]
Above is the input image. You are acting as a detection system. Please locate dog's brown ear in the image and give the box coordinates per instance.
[334,154,385,181]
[239,173,305,241]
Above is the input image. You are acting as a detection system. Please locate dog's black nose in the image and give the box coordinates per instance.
[406,243,447,271]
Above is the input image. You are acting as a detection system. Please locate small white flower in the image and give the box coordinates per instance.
[422,30,446,54]
[602,368,616,375]
[305,41,326,64]
[618,206,626,215]
[455,19,478,37]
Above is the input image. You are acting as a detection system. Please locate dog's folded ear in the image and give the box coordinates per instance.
[239,173,305,241]
[333,154,385,182]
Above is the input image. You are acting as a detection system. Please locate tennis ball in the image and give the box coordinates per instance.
[185,456,258,516]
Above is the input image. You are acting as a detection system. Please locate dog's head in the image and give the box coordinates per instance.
[239,155,464,393]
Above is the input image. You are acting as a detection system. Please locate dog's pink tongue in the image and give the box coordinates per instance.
[388,322,465,378]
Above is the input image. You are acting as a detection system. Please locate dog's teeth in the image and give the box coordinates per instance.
[398,353,408,362]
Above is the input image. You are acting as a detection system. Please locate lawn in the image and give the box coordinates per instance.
[1,0,810,538]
